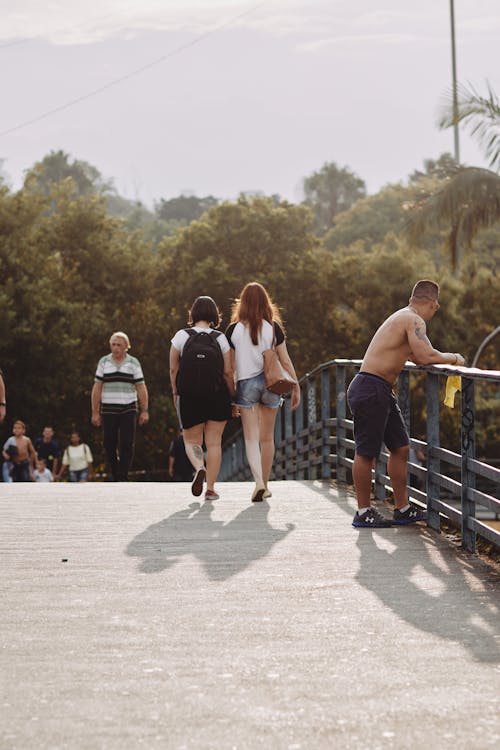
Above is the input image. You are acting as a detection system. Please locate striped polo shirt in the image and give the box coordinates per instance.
[95,353,145,414]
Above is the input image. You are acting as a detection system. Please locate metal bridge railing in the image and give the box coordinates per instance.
[220,359,500,554]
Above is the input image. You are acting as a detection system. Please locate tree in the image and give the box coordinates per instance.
[155,194,219,225]
[0,159,11,187]
[155,195,331,373]
[24,150,113,197]
[438,82,500,172]
[407,83,500,272]
[324,183,415,252]
[407,167,500,272]
[0,179,171,474]
[303,162,366,235]
[1,153,498,474]
[408,153,461,184]
[324,157,464,268]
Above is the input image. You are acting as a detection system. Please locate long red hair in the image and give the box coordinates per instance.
[231,282,283,345]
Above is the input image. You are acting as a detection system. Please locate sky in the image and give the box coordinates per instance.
[1,0,499,206]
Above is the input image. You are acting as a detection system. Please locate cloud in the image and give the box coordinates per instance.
[0,1,417,47]
[0,1,271,45]
[297,32,447,54]
[3,1,500,55]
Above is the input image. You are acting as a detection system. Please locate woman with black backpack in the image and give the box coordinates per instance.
[169,296,234,501]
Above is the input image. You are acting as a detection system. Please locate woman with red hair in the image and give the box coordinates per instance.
[226,282,300,502]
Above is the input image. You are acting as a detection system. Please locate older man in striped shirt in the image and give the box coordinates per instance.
[91,331,149,481]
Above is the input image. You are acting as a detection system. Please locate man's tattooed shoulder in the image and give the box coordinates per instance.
[414,318,427,341]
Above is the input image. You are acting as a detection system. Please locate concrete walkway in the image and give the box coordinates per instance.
[1,480,500,750]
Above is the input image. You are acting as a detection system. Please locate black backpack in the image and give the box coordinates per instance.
[176,328,224,397]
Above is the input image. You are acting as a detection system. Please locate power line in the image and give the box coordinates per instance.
[1,1,269,138]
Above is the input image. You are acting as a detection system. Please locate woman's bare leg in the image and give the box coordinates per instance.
[204,420,226,491]
[240,406,264,488]
[259,405,278,486]
[183,424,205,471]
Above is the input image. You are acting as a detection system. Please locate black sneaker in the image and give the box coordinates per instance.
[393,502,427,525]
[352,507,392,528]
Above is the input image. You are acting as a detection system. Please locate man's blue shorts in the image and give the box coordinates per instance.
[347,372,409,458]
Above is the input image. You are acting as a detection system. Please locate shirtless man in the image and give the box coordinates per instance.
[347,279,465,528]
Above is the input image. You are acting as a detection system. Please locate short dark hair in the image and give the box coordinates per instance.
[188,296,222,328]
[411,280,440,300]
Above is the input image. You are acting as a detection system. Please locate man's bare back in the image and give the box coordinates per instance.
[361,307,416,384]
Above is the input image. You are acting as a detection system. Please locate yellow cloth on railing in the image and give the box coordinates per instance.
[444,375,461,408]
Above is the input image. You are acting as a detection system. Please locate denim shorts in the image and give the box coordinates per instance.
[70,469,89,482]
[235,372,281,409]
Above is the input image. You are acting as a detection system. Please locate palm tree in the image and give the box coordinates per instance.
[407,166,500,271]
[438,82,500,171]
[408,82,500,272]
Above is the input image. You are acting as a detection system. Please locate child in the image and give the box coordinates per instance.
[2,420,36,482]
[33,457,54,483]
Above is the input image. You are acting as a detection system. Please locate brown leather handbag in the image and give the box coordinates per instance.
[263,336,296,395]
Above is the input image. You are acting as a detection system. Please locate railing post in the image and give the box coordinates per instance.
[335,365,346,484]
[307,378,317,479]
[236,437,245,479]
[373,456,386,502]
[397,370,411,433]
[284,396,293,479]
[426,372,441,532]
[295,385,304,480]
[461,377,476,553]
[274,407,284,479]
[321,368,331,480]
[398,369,412,494]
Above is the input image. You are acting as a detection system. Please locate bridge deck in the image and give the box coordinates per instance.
[2,480,500,749]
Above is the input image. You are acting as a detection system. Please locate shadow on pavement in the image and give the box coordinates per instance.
[126,499,295,580]
[308,480,500,664]
[355,529,500,663]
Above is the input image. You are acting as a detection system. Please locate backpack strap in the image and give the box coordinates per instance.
[185,328,221,340]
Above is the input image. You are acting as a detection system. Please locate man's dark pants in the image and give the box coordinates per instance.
[347,373,409,458]
[102,411,137,481]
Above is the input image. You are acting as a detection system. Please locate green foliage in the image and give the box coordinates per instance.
[438,82,500,172]
[155,194,219,224]
[24,149,113,197]
[0,181,169,471]
[0,151,498,474]
[324,184,411,251]
[155,195,326,372]
[303,161,366,235]
[407,167,500,271]
[323,159,454,264]
[408,153,462,184]
[409,82,500,272]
